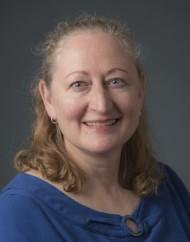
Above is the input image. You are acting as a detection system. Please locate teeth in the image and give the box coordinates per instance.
[84,119,118,126]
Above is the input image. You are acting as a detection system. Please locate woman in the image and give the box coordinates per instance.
[0,14,189,241]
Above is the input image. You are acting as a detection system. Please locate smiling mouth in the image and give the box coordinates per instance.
[83,119,120,127]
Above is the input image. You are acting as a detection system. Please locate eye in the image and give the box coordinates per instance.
[107,78,127,88]
[70,81,89,91]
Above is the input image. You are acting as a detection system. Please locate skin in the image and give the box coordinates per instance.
[35,31,145,215]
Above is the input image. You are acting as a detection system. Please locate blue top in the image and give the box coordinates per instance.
[0,163,190,242]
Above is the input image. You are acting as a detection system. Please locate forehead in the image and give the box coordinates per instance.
[58,30,123,48]
[52,31,135,76]
[59,31,129,56]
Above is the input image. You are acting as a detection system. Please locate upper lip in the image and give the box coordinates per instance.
[83,118,121,123]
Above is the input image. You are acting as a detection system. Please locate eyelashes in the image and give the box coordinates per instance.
[69,78,128,91]
[70,80,89,91]
[106,78,127,88]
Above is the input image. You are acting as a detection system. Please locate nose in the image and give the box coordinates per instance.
[89,84,113,114]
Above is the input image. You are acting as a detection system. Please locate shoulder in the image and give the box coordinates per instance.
[0,191,40,218]
[0,174,51,242]
[161,162,189,194]
[0,192,41,241]
[0,174,43,220]
[159,162,190,215]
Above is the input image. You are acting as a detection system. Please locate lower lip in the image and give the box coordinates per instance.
[83,119,120,132]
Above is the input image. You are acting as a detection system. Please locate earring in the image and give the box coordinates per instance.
[50,117,57,124]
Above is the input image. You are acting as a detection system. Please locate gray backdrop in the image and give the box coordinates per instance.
[0,0,190,190]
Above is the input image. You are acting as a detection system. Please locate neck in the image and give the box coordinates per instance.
[66,144,122,192]
[62,147,140,216]
[25,146,141,216]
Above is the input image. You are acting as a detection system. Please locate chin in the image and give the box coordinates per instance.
[83,141,122,156]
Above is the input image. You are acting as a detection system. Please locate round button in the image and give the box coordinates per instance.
[124,216,143,236]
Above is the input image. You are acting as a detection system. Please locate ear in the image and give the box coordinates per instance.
[38,80,56,119]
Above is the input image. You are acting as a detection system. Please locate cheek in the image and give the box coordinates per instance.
[54,97,85,122]
[117,93,142,115]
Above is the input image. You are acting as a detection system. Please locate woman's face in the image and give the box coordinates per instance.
[40,32,144,157]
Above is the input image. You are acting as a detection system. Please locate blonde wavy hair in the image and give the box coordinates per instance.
[14,14,163,195]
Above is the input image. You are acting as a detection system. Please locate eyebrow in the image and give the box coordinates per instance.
[65,70,88,79]
[64,67,128,79]
[106,68,128,75]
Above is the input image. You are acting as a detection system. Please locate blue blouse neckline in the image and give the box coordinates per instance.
[4,172,164,237]
[20,172,145,218]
